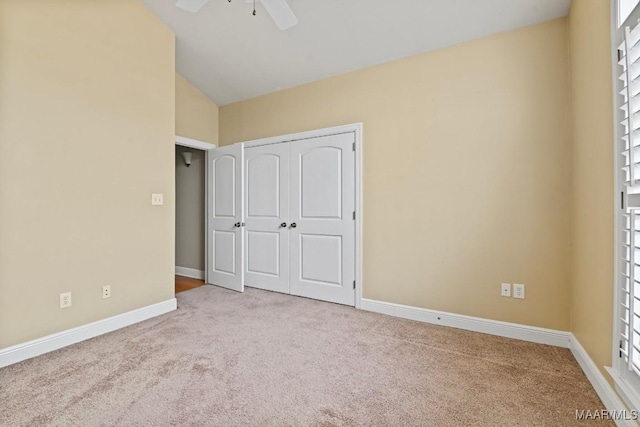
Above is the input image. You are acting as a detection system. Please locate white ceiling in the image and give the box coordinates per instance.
[142,0,572,106]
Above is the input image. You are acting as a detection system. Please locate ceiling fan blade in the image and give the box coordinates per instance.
[175,0,210,13]
[260,0,298,31]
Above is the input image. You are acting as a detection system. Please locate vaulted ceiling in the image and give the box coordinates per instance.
[142,0,572,106]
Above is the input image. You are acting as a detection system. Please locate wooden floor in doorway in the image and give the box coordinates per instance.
[175,275,205,294]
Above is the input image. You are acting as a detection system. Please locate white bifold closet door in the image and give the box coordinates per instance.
[244,132,355,306]
[207,143,244,292]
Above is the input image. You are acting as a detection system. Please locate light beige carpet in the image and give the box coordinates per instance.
[1,286,611,426]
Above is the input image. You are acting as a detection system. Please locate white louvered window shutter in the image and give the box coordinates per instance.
[617,3,640,405]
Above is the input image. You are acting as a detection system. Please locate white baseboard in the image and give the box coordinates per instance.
[0,298,177,369]
[360,298,570,348]
[570,334,637,427]
[175,266,205,280]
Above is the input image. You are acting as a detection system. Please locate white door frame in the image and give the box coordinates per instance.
[175,135,217,284]
[239,123,364,308]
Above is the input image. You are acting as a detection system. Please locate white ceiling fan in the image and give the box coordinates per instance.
[174,0,298,31]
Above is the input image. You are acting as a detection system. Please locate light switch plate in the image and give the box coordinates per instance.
[151,193,164,206]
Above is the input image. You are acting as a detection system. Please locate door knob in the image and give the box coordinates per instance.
[290,223,297,228]
[234,222,241,228]
[280,222,287,228]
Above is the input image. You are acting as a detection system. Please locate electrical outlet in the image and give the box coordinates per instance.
[513,283,525,299]
[102,285,111,299]
[151,193,164,206]
[60,292,72,309]
[501,283,511,297]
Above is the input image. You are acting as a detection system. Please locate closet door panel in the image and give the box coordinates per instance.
[289,133,355,306]
[207,144,244,292]
[244,143,290,293]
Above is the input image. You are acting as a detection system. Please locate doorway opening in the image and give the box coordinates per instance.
[175,145,206,294]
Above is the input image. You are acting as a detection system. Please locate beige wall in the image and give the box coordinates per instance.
[220,19,573,330]
[0,0,176,348]
[568,0,615,381]
[175,146,205,271]
[176,73,219,144]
